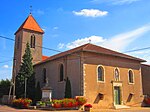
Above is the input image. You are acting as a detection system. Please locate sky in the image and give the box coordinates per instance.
[0,0,150,80]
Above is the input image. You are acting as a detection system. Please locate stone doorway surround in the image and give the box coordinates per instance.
[111,81,130,109]
[112,81,123,106]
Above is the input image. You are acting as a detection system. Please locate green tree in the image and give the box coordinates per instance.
[0,79,11,98]
[15,42,35,100]
[35,81,42,102]
[64,77,72,98]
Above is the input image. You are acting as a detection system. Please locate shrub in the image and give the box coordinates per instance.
[12,98,32,109]
[144,97,150,105]
[76,96,87,106]
[84,104,92,108]
[62,98,78,107]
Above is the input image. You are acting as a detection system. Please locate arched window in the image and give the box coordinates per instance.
[114,68,120,81]
[98,66,104,81]
[59,64,64,82]
[128,70,134,83]
[31,34,35,48]
[43,68,46,83]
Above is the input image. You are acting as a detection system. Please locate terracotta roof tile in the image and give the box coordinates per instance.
[82,44,145,62]
[42,55,49,61]
[35,43,146,66]
[15,14,44,34]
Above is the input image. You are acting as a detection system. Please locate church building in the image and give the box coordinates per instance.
[12,14,146,109]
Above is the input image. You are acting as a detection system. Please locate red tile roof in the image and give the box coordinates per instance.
[35,43,146,66]
[42,55,49,61]
[141,64,150,67]
[15,14,44,34]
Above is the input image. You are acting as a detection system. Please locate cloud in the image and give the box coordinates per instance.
[53,27,59,30]
[3,65,9,68]
[0,69,12,80]
[58,43,65,49]
[33,9,45,15]
[102,24,150,51]
[73,9,108,17]
[66,36,105,49]
[51,34,59,38]
[127,50,150,64]
[112,0,140,5]
[0,65,12,80]
[90,0,104,4]
[42,28,46,31]
[59,24,150,51]
[91,0,140,5]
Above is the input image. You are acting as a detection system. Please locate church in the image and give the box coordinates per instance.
[12,14,146,109]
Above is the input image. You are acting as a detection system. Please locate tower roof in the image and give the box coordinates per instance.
[15,14,44,34]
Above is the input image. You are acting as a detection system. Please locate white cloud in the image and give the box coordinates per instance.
[91,0,140,5]
[127,50,150,64]
[112,0,140,5]
[90,0,103,4]
[66,36,106,49]
[0,69,12,80]
[42,28,46,31]
[73,9,108,17]
[33,9,45,15]
[51,34,59,38]
[58,43,65,49]
[102,24,150,51]
[53,27,59,30]
[59,24,150,52]
[3,65,9,68]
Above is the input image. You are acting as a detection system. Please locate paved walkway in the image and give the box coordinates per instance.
[0,105,81,112]
[91,107,150,112]
[1,105,150,112]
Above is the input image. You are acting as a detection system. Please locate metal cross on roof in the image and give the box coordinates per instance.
[30,6,32,14]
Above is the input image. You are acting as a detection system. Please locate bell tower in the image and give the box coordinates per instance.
[12,14,44,79]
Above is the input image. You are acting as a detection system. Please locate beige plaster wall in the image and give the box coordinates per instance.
[34,54,82,99]
[83,52,143,108]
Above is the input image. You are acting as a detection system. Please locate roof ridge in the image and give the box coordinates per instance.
[82,43,145,62]
[34,43,146,66]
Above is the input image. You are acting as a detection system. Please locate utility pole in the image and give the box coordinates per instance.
[12,59,16,99]
[9,58,16,101]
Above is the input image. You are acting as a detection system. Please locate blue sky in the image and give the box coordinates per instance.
[0,0,150,80]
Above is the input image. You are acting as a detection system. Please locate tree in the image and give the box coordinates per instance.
[64,77,72,98]
[0,79,11,98]
[35,81,42,102]
[15,42,35,100]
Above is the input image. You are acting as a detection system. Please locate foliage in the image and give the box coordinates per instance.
[35,81,42,102]
[0,79,11,98]
[144,96,150,105]
[62,98,78,107]
[15,42,35,100]
[12,98,32,109]
[64,77,72,98]
[76,96,87,105]
[36,101,52,107]
[52,97,86,108]
[84,104,92,108]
